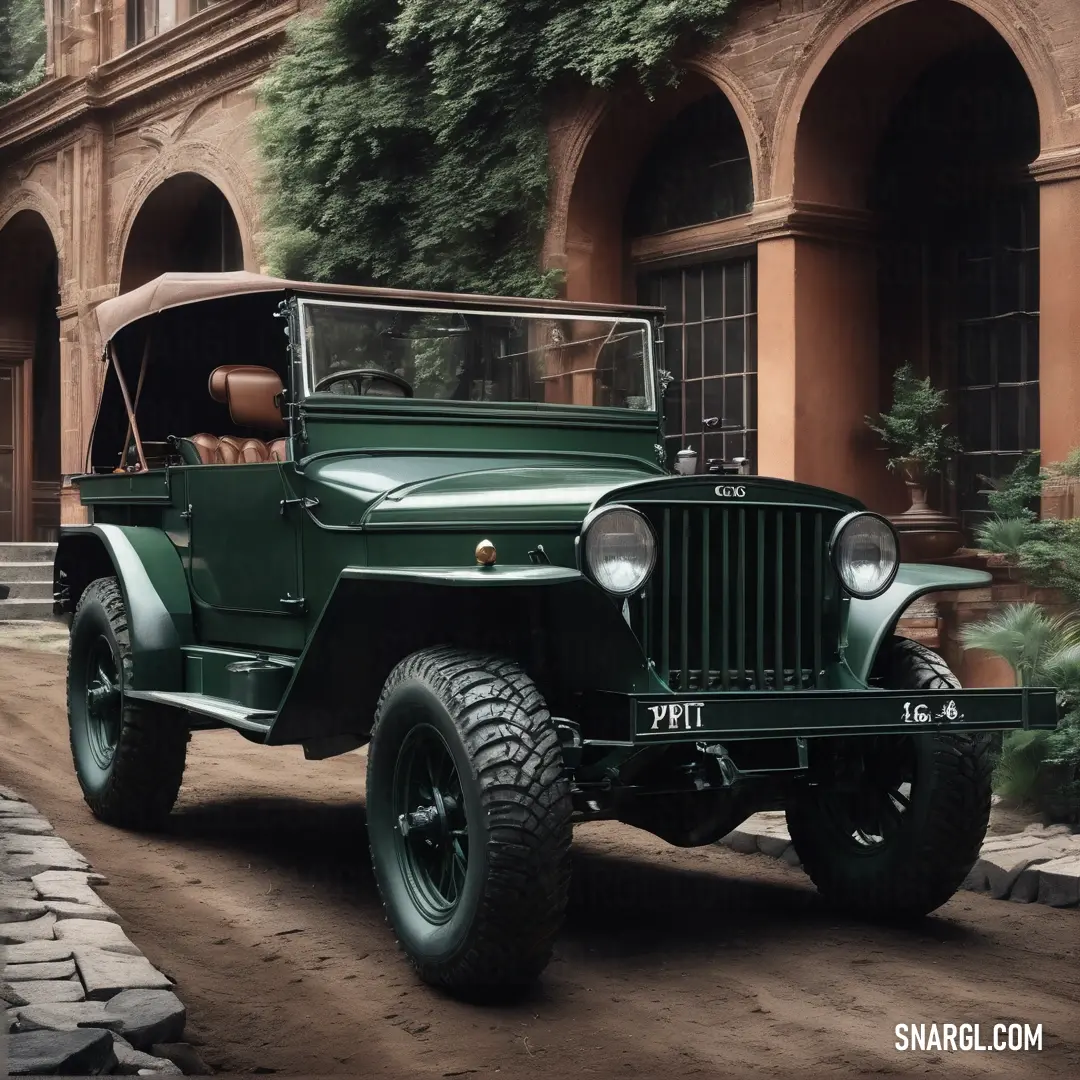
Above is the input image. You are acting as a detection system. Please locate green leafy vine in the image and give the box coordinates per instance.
[255,0,737,296]
[0,0,46,105]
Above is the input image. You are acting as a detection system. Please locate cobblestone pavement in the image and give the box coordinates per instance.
[1,783,202,1076]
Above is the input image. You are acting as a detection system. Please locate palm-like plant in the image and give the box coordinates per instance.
[972,516,1036,559]
[961,603,1080,821]
[960,603,1080,688]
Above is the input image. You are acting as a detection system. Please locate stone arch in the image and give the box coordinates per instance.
[683,55,770,197]
[545,62,765,283]
[0,207,62,540]
[118,173,245,293]
[108,140,259,285]
[771,0,1065,203]
[0,185,64,276]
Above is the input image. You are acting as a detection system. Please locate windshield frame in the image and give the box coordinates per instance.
[294,298,658,414]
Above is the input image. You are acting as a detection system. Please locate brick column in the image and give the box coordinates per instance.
[755,205,887,509]
[1033,148,1080,472]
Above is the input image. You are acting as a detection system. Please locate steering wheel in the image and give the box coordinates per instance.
[313,367,414,397]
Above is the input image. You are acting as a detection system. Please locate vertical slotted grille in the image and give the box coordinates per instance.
[632,505,842,691]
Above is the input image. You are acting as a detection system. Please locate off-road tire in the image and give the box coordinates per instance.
[366,647,572,999]
[786,636,993,919]
[67,576,188,829]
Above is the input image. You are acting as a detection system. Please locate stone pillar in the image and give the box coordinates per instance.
[755,207,887,509]
[57,124,109,526]
[58,307,87,526]
[1033,149,1080,472]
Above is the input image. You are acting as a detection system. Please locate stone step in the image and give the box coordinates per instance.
[0,563,56,583]
[0,581,53,600]
[0,599,57,620]
[0,544,56,565]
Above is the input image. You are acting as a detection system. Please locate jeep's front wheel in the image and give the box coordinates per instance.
[786,637,993,919]
[67,576,189,829]
[366,647,572,999]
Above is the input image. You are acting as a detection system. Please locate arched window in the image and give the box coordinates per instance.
[628,93,757,473]
[625,93,752,238]
[121,173,243,293]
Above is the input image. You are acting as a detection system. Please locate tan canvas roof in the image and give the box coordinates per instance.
[94,271,661,343]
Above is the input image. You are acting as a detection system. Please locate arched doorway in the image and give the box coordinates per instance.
[781,0,1042,513]
[872,41,1040,530]
[120,172,244,292]
[626,92,756,471]
[0,210,61,541]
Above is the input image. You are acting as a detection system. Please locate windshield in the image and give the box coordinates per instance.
[298,300,655,411]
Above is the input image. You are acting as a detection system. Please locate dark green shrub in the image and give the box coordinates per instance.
[0,0,45,104]
[255,0,737,295]
[961,602,1080,824]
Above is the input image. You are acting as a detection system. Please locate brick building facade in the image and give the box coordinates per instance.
[1,0,1079,681]
[0,0,300,540]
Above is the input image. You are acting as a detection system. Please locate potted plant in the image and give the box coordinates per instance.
[866,363,962,514]
[866,364,963,560]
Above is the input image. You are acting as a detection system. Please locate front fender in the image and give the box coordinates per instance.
[54,524,192,691]
[268,564,657,745]
[844,563,991,684]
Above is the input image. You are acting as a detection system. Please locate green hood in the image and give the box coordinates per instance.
[302,454,659,529]
[301,453,864,531]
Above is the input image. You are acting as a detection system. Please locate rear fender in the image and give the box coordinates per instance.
[844,563,992,685]
[54,524,193,690]
[267,565,655,745]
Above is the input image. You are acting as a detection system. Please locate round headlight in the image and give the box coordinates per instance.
[829,512,900,599]
[582,505,656,597]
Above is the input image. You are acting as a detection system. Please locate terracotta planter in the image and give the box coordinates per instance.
[888,459,963,563]
[900,459,933,516]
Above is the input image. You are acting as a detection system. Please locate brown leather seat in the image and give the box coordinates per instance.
[181,366,288,465]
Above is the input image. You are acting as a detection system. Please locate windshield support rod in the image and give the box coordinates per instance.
[109,340,148,473]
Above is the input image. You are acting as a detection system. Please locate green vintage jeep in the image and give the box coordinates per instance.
[56,272,1056,998]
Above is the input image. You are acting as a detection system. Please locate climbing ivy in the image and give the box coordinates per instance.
[0,0,45,105]
[256,0,737,297]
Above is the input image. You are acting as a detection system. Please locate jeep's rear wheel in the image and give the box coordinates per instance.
[366,647,572,999]
[67,576,189,829]
[786,637,993,919]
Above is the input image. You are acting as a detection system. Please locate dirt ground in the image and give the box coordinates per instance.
[1,645,1078,1080]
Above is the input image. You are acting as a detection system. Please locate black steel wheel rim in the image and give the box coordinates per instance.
[391,722,469,925]
[84,635,122,771]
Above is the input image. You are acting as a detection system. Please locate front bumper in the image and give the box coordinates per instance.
[583,686,1060,744]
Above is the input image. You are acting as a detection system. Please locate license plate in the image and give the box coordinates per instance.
[628,687,1057,742]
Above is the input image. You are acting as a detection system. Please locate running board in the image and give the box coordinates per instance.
[124,690,274,733]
